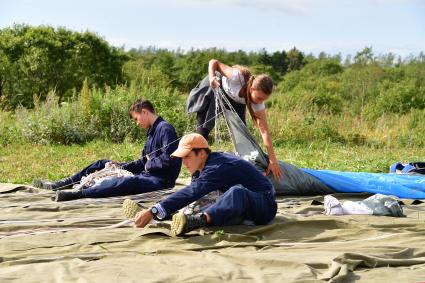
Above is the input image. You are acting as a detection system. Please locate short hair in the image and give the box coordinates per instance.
[192,148,211,155]
[129,99,155,116]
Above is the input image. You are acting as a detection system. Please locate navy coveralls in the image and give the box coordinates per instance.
[68,117,181,198]
[158,152,277,226]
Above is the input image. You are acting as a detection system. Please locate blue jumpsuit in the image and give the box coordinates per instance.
[68,117,181,198]
[157,152,277,226]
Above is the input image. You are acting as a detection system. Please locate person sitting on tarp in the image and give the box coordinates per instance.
[132,133,277,236]
[32,99,182,202]
[187,59,283,180]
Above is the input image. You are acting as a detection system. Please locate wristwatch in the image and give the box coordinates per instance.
[150,206,159,220]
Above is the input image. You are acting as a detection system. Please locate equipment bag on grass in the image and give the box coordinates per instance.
[390,162,425,175]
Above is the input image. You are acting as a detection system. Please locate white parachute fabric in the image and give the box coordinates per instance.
[73,162,134,191]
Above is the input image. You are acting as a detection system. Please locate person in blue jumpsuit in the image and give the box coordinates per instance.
[132,133,277,236]
[32,99,182,202]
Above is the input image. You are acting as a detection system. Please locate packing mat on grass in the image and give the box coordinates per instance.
[1,182,425,282]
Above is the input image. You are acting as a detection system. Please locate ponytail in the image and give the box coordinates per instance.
[245,76,257,121]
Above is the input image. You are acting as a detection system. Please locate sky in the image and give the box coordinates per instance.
[1,0,424,57]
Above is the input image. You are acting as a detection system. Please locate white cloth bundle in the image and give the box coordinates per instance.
[73,162,134,190]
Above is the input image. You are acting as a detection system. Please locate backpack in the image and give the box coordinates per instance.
[389,162,425,175]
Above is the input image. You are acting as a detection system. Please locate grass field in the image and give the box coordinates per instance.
[1,140,424,184]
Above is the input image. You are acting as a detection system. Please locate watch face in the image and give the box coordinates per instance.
[151,207,158,214]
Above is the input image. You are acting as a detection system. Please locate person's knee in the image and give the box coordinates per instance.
[227,184,247,195]
[223,185,250,206]
[95,159,110,167]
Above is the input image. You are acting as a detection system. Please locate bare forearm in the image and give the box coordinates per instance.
[258,119,283,179]
[208,59,218,78]
[261,130,278,161]
[208,59,233,80]
[255,111,283,179]
[255,115,274,155]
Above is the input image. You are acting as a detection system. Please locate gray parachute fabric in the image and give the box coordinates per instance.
[222,107,269,170]
[215,88,334,196]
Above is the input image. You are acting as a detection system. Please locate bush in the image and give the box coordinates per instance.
[366,79,425,118]
[14,82,188,145]
[301,59,343,76]
[16,92,101,144]
[0,24,128,110]
[123,61,172,89]
[0,111,21,145]
[275,77,343,114]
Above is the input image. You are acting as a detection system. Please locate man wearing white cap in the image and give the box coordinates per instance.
[132,133,277,236]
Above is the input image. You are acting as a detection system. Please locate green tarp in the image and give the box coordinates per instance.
[1,181,425,282]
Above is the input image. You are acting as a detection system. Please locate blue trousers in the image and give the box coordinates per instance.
[204,185,277,226]
[69,159,168,198]
[69,159,112,182]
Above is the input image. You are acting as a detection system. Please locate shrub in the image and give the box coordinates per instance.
[14,83,188,145]
[0,111,21,145]
[366,79,425,118]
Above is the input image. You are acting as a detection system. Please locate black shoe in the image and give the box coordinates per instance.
[54,190,84,202]
[32,177,74,191]
[170,213,207,236]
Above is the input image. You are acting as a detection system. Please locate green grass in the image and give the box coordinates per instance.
[0,140,143,183]
[1,140,424,184]
[275,142,425,172]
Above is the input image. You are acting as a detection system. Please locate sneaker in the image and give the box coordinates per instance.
[122,199,142,219]
[170,213,207,236]
[33,178,74,191]
[54,190,83,202]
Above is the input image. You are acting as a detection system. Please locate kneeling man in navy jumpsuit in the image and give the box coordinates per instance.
[33,99,181,202]
[133,133,277,236]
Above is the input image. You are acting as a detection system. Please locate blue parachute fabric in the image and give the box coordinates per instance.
[303,169,425,199]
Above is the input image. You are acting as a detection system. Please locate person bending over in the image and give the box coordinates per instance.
[33,99,181,202]
[187,59,283,180]
[132,133,277,236]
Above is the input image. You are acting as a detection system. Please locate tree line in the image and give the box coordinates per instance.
[1,24,424,147]
[0,24,309,110]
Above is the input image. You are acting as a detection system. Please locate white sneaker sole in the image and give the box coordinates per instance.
[122,199,142,219]
[170,213,187,237]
